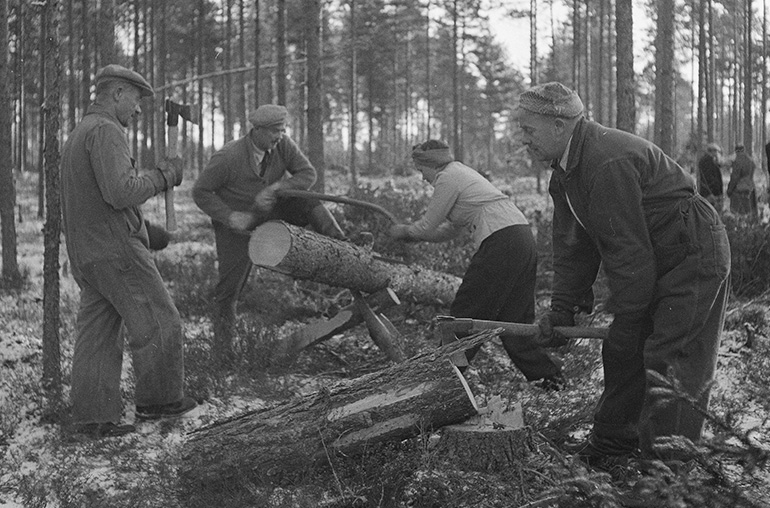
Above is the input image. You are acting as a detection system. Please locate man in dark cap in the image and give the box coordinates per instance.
[517,82,730,465]
[726,145,758,219]
[61,64,196,439]
[697,143,724,212]
[193,104,345,365]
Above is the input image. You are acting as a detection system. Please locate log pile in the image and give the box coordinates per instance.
[178,330,500,492]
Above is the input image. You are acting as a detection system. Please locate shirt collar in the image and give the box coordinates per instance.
[558,135,573,172]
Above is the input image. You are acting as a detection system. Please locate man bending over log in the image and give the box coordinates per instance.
[388,139,564,390]
[193,105,345,366]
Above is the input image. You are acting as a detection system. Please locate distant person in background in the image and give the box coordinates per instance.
[193,104,345,366]
[61,64,197,439]
[517,81,730,464]
[388,140,564,390]
[697,143,724,212]
[727,145,758,220]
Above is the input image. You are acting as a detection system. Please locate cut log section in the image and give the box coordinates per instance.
[352,289,405,363]
[249,220,461,305]
[271,288,401,365]
[435,396,533,473]
[179,330,501,492]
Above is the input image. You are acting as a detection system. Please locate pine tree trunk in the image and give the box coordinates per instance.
[0,0,21,286]
[305,0,325,191]
[42,0,62,401]
[615,0,635,133]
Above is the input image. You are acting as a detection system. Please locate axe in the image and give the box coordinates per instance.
[433,315,608,366]
[164,99,200,231]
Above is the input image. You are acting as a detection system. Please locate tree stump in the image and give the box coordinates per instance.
[179,330,501,492]
[249,220,461,305]
[435,396,533,473]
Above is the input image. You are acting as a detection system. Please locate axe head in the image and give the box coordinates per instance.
[165,99,200,127]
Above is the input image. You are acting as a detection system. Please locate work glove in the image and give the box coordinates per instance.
[145,220,170,251]
[537,308,575,348]
[228,211,256,232]
[158,157,184,189]
[254,182,282,213]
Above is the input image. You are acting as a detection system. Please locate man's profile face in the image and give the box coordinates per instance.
[517,110,568,162]
[114,84,142,128]
[252,124,286,151]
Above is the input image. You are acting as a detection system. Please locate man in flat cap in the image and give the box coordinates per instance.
[193,104,345,365]
[518,82,730,465]
[61,64,196,439]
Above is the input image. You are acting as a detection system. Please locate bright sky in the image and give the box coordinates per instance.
[488,0,655,78]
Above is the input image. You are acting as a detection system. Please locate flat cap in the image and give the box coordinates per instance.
[249,105,289,128]
[518,82,584,118]
[95,64,154,97]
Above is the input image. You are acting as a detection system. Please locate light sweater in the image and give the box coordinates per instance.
[406,161,528,249]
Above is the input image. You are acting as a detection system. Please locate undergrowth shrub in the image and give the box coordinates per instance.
[723,214,770,297]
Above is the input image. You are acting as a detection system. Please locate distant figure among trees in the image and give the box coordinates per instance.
[726,145,758,220]
[697,143,723,212]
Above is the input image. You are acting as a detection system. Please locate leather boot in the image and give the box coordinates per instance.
[309,204,346,240]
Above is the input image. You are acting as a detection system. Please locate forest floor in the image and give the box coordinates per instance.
[1,170,770,507]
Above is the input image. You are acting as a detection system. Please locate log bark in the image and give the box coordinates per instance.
[249,220,461,305]
[272,288,401,365]
[179,330,500,492]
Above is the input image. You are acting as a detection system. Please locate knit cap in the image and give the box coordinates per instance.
[518,82,584,118]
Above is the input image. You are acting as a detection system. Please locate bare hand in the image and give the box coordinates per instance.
[254,184,280,213]
[158,157,184,188]
[228,211,255,231]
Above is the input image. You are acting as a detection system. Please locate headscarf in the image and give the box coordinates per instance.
[411,144,454,168]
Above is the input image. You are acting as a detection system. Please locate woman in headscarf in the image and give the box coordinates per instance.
[389,140,564,389]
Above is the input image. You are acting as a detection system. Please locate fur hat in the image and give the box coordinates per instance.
[249,105,289,128]
[95,64,154,97]
[518,82,584,118]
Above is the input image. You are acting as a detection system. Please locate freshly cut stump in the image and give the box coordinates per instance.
[436,397,533,472]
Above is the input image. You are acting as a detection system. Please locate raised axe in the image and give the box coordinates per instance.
[164,99,200,231]
[433,315,608,367]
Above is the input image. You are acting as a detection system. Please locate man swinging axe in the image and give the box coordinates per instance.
[164,99,200,231]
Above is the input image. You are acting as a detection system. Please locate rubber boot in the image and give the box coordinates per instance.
[309,204,346,240]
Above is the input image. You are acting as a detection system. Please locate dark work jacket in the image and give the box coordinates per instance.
[548,118,698,318]
[697,154,723,197]
[193,133,316,226]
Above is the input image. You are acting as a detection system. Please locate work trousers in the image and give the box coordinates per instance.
[70,239,185,424]
[450,225,560,381]
[593,196,731,458]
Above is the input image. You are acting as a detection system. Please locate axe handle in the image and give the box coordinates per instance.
[165,126,178,231]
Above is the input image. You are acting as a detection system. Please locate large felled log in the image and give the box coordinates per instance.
[179,330,501,492]
[249,220,461,305]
